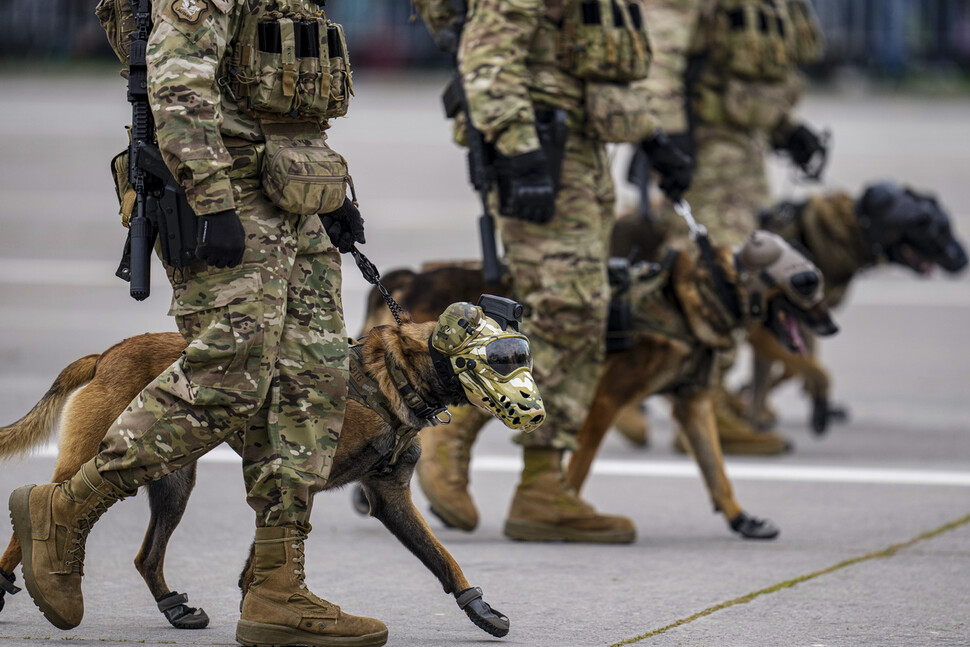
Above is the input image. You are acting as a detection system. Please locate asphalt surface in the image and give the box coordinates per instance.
[0,70,969,647]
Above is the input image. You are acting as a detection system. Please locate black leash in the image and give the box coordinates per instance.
[350,246,407,325]
[673,200,742,321]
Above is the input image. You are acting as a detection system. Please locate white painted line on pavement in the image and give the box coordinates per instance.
[469,455,970,487]
[28,445,970,486]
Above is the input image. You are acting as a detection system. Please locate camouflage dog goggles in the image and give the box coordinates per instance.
[431,300,545,433]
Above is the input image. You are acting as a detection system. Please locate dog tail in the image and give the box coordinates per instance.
[0,354,100,459]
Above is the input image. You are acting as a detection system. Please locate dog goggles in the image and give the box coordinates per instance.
[432,301,545,432]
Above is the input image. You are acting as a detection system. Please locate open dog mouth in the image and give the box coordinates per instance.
[897,244,934,275]
[766,297,838,356]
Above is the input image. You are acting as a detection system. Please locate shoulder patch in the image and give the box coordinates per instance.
[171,0,210,24]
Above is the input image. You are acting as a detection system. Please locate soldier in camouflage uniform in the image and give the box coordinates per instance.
[9,1,386,645]
[413,0,692,542]
[634,0,827,454]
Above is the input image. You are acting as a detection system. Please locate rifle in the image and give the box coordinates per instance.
[116,0,197,299]
[442,75,503,285]
[124,0,156,301]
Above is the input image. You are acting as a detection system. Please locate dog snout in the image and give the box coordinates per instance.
[941,240,969,273]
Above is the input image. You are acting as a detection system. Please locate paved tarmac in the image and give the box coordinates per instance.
[0,70,969,647]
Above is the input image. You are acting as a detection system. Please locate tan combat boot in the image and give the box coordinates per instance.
[8,459,130,630]
[416,406,485,531]
[237,526,388,647]
[612,400,651,448]
[503,448,636,543]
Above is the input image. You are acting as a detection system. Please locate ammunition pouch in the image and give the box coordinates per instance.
[558,0,651,83]
[228,13,352,120]
[710,0,795,83]
[584,81,657,143]
[534,107,569,193]
[261,122,354,216]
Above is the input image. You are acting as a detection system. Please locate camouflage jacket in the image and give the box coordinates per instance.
[145,0,268,216]
[456,0,588,157]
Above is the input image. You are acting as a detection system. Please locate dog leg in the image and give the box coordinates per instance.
[136,466,209,629]
[671,391,779,540]
[0,536,22,612]
[359,458,509,638]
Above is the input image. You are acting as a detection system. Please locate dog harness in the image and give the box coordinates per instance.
[347,344,448,478]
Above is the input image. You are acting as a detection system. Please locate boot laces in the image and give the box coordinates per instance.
[291,535,308,590]
[65,494,114,574]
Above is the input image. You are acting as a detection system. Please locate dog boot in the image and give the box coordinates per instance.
[8,459,131,629]
[416,406,486,531]
[612,400,650,448]
[503,448,636,543]
[237,526,388,647]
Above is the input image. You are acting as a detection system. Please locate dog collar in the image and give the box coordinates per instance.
[385,354,449,424]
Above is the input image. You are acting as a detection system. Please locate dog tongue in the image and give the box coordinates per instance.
[785,314,806,357]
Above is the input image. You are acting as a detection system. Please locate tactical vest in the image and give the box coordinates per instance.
[707,0,797,83]
[557,0,653,83]
[227,0,353,121]
[96,0,352,121]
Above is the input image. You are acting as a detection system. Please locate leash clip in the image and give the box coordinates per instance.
[674,200,707,241]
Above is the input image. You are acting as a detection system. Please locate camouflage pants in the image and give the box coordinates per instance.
[662,124,770,249]
[497,134,614,451]
[96,177,348,527]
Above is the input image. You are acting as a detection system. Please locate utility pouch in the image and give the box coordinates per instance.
[712,0,794,82]
[95,0,136,65]
[584,81,657,143]
[261,123,354,215]
[111,149,137,227]
[786,0,825,64]
[698,77,798,131]
[558,0,651,83]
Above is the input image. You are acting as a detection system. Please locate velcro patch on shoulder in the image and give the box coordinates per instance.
[170,0,211,25]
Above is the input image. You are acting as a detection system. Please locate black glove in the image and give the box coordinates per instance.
[196,209,245,268]
[640,131,694,202]
[495,149,557,224]
[779,123,825,168]
[321,197,366,254]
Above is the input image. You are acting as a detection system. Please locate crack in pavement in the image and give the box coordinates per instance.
[611,511,970,646]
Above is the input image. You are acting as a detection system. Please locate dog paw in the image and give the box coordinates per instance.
[729,512,780,540]
[157,591,210,629]
[456,586,509,637]
[811,398,850,435]
[0,567,21,612]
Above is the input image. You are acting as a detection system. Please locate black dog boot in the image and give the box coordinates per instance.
[0,567,22,612]
[157,591,209,629]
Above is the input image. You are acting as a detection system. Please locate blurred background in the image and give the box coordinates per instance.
[3,0,970,80]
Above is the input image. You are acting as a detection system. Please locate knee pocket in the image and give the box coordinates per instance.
[172,270,270,394]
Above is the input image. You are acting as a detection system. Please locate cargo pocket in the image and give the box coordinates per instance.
[170,269,267,393]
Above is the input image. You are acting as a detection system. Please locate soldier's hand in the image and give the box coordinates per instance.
[495,150,557,224]
[321,197,366,254]
[641,131,694,202]
[781,123,825,168]
[196,209,246,268]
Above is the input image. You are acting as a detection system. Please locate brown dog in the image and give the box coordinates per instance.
[0,313,524,637]
[750,182,968,433]
[360,231,838,540]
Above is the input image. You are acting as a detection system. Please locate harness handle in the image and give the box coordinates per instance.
[349,246,407,326]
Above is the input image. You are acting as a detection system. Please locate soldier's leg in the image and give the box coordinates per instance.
[499,135,635,543]
[233,210,386,647]
[9,178,294,630]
